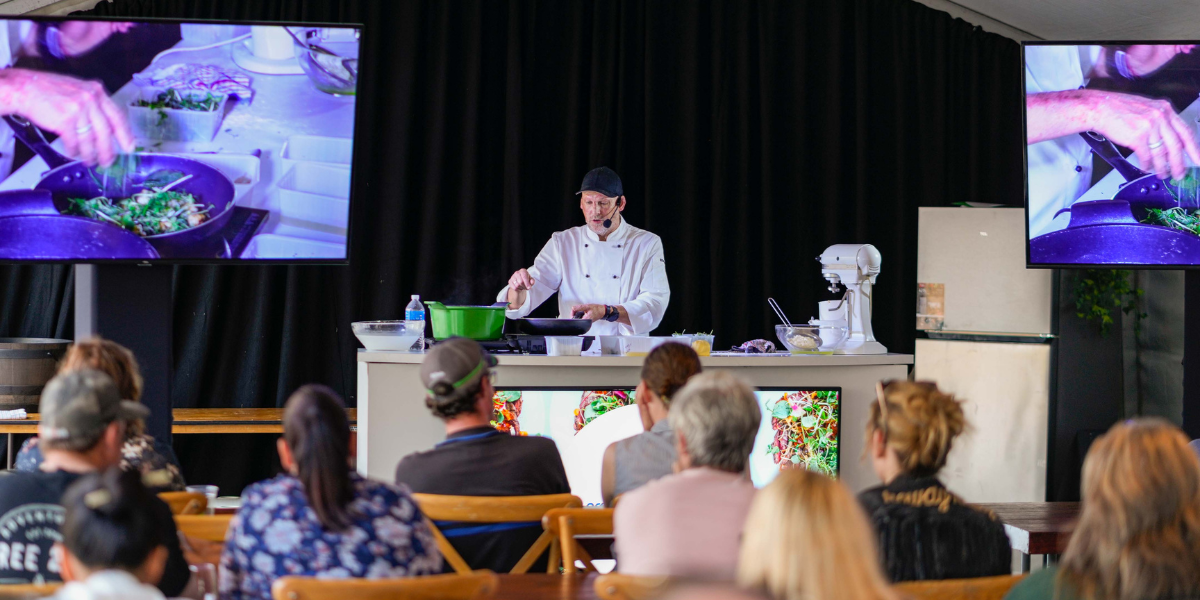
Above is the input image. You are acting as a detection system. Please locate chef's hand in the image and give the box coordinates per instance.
[0,68,135,167]
[571,304,606,321]
[506,268,535,309]
[509,268,535,291]
[1088,92,1200,180]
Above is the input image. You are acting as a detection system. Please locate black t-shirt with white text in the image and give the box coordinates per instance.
[0,470,189,595]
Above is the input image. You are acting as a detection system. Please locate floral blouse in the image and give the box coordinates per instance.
[219,473,441,600]
[15,434,186,491]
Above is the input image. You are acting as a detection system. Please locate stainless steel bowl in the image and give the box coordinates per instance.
[293,27,359,96]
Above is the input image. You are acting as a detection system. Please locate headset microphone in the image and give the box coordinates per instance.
[602,199,621,229]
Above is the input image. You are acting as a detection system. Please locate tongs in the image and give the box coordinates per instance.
[1078,131,1199,210]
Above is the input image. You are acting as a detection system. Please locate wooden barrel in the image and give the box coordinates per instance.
[0,338,71,411]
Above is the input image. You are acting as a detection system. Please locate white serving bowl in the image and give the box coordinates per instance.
[352,321,421,352]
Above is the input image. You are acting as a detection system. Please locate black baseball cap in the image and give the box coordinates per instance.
[577,166,623,198]
[421,338,498,405]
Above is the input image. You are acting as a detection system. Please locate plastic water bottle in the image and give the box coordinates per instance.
[405,295,426,352]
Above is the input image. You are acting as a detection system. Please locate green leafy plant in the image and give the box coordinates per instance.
[1073,269,1144,336]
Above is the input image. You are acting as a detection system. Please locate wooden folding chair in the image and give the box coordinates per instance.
[175,513,234,566]
[158,491,207,515]
[411,493,582,574]
[271,570,498,600]
[542,507,613,573]
[593,573,671,600]
[0,583,62,599]
[893,574,1027,600]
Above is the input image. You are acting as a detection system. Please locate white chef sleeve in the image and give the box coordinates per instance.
[621,238,670,334]
[496,234,564,319]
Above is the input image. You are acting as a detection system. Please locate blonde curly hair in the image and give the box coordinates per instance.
[865,380,965,476]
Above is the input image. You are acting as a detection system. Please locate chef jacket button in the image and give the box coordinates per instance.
[1075,165,1083,172]
[612,275,618,279]
[584,243,589,247]
[616,244,622,248]
[586,274,590,278]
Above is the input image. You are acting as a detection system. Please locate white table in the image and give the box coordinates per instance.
[358,351,913,494]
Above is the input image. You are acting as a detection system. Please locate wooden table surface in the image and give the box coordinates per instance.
[493,574,598,600]
[977,502,1080,555]
[0,408,357,435]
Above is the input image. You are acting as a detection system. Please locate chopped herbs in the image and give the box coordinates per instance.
[1143,207,1200,236]
[134,88,221,112]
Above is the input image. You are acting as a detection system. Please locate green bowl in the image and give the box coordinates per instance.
[426,301,506,341]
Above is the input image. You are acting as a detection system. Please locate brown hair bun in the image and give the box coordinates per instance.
[867,380,965,475]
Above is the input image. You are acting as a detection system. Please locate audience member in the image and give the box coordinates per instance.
[1005,418,1200,600]
[16,338,185,491]
[858,380,1009,582]
[51,469,170,600]
[601,342,702,506]
[394,338,570,573]
[0,370,189,594]
[220,384,440,600]
[738,469,897,600]
[613,371,759,579]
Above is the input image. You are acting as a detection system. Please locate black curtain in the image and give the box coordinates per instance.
[1,0,1023,493]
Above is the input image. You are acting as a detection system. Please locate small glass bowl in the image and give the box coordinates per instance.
[775,324,848,353]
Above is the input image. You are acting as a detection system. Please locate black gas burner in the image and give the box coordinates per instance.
[153,207,267,259]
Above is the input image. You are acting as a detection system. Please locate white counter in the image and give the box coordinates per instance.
[357,351,912,494]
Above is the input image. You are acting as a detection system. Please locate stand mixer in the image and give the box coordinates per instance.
[812,244,887,355]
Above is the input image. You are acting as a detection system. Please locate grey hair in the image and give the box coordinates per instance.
[669,371,761,472]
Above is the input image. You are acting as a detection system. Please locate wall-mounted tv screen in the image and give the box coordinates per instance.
[1025,42,1200,267]
[0,18,360,263]
[492,387,840,507]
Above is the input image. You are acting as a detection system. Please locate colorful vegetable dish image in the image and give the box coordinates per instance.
[764,390,839,476]
[574,390,636,433]
[65,168,209,237]
[490,390,524,435]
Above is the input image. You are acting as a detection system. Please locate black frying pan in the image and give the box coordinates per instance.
[2,116,236,258]
[517,318,592,336]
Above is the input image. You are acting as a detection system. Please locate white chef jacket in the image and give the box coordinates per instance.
[1026,45,1101,238]
[496,218,670,335]
[0,21,34,181]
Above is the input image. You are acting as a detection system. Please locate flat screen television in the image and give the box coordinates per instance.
[1024,42,1200,267]
[0,17,361,263]
[492,387,841,507]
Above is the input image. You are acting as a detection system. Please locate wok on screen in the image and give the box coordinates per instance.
[1025,42,1200,267]
[0,18,360,263]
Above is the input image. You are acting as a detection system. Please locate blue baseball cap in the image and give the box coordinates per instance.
[577,167,623,198]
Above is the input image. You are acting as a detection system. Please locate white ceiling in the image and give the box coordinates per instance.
[914,0,1200,41]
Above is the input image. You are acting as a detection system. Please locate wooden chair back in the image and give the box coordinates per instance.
[159,491,207,515]
[542,507,613,573]
[175,514,234,566]
[593,574,671,600]
[411,493,582,574]
[0,583,62,599]
[893,574,1027,600]
[271,571,498,600]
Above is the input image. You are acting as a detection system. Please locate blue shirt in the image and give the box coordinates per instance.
[219,473,441,600]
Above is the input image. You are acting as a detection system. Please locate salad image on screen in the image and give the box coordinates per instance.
[490,390,524,436]
[0,19,359,262]
[1025,43,1200,266]
[764,390,839,476]
[573,390,636,433]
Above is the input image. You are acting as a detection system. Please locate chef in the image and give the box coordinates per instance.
[1025,44,1200,238]
[497,166,670,335]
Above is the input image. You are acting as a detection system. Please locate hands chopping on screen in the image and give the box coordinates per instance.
[1087,92,1200,180]
[0,69,135,167]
